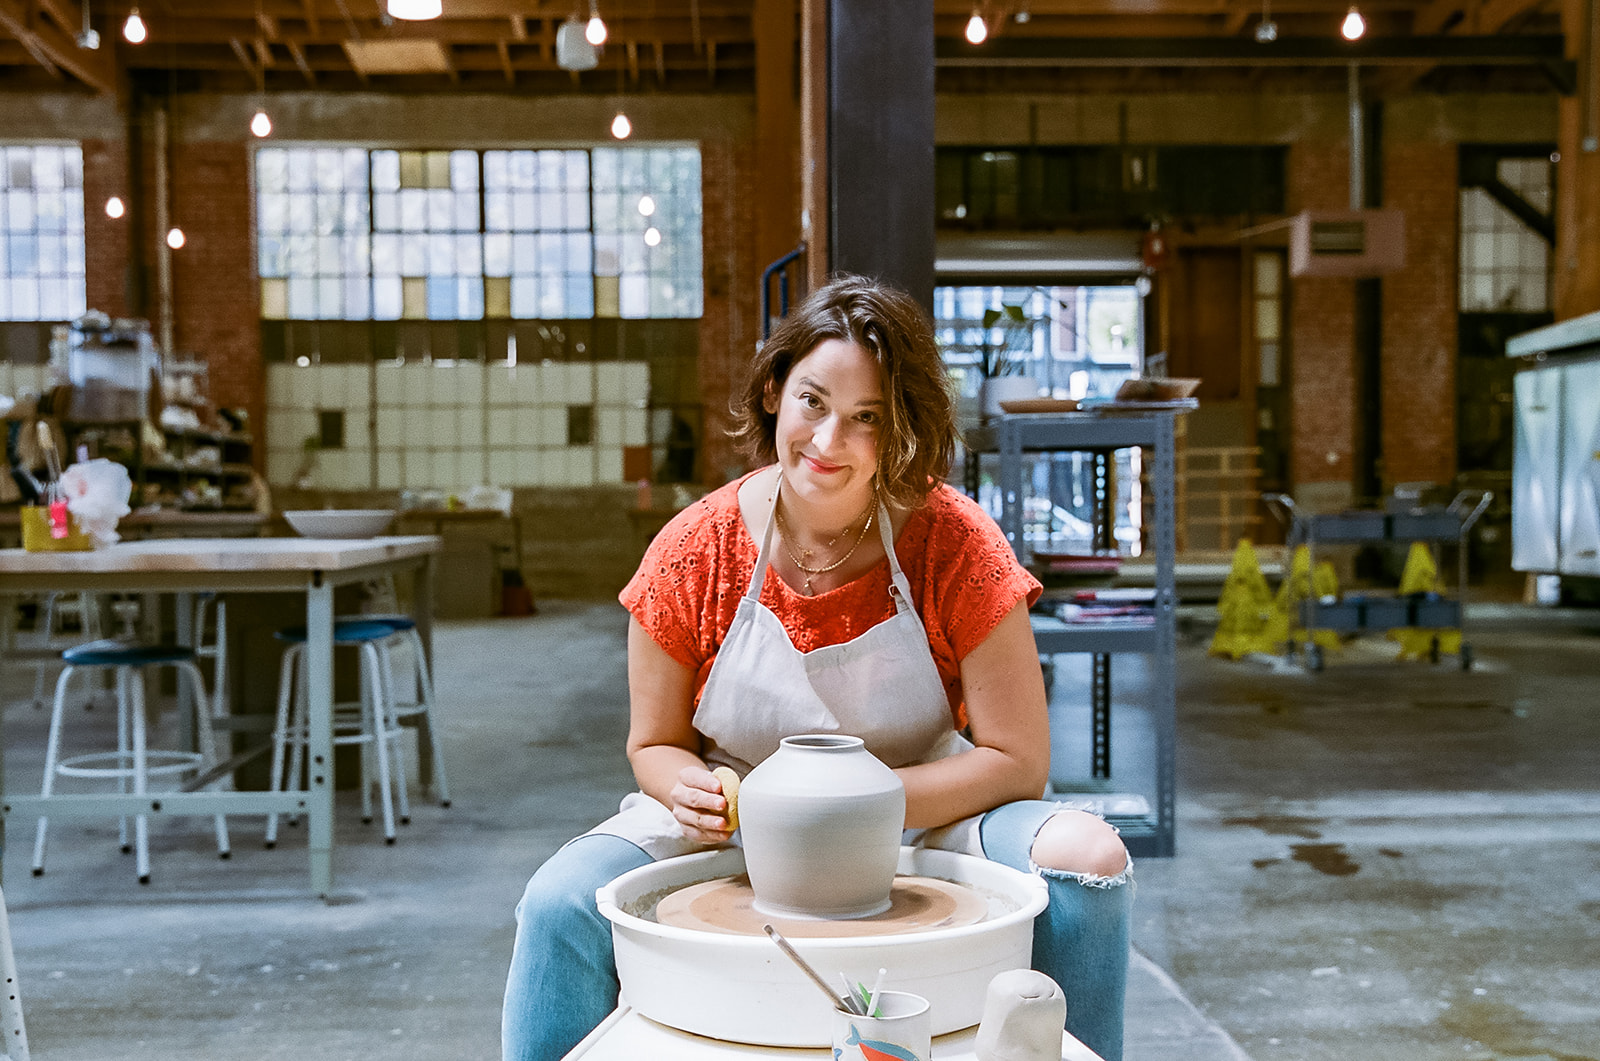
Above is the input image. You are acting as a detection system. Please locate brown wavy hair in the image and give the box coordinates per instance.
[731,273,956,510]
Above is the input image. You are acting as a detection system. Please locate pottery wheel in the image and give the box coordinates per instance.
[654,874,988,938]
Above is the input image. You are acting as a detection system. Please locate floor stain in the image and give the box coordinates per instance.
[1289,842,1360,876]
[1223,814,1326,839]
[1378,847,1404,858]
[1410,699,1499,711]
[1437,996,1598,1061]
[1251,858,1282,869]
[1578,900,1600,921]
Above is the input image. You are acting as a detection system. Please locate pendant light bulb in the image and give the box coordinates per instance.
[386,0,442,21]
[250,110,273,138]
[610,112,632,139]
[585,13,607,46]
[105,196,125,219]
[964,12,987,44]
[123,7,147,43]
[637,194,656,217]
[1341,6,1366,40]
[643,226,661,247]
[166,227,186,250]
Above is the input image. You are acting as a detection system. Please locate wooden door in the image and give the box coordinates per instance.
[1171,248,1244,403]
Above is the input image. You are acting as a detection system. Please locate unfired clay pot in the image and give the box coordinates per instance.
[737,734,906,919]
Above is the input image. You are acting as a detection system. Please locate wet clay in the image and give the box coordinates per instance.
[655,874,988,938]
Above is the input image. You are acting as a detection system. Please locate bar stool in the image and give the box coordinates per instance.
[32,639,231,885]
[354,614,450,807]
[193,594,228,717]
[28,591,102,711]
[265,620,409,847]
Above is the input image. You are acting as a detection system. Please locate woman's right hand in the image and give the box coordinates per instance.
[670,765,736,844]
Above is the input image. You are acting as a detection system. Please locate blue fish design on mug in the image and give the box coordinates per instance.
[835,1022,922,1061]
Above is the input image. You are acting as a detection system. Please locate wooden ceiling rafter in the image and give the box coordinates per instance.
[0,0,1569,95]
[286,37,315,82]
[229,36,267,89]
[0,0,112,91]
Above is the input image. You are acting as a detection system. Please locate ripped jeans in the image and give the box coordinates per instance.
[501,799,1132,1061]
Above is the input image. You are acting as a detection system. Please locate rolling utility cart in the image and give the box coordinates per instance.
[964,408,1182,858]
[1266,490,1493,671]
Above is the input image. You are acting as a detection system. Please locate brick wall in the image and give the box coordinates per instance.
[167,140,263,443]
[81,138,131,318]
[1381,141,1457,489]
[1286,140,1357,491]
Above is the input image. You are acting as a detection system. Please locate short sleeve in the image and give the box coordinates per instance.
[618,488,742,673]
[919,488,1042,664]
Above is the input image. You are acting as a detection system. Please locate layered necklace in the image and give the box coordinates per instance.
[774,488,878,596]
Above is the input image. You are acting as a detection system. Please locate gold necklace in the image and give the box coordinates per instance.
[775,497,877,596]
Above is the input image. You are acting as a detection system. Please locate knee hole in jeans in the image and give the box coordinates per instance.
[1029,809,1129,879]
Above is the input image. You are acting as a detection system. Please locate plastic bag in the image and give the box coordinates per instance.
[59,458,133,548]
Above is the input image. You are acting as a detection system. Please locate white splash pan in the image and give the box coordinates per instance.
[595,845,1047,1047]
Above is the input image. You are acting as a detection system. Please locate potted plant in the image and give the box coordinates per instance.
[977,303,1042,416]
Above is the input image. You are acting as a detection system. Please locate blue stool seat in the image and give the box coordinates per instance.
[62,640,196,667]
[273,621,397,644]
[370,616,415,632]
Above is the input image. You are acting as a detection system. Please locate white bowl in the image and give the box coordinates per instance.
[282,509,396,539]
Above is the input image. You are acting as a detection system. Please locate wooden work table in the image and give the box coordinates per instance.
[0,535,440,897]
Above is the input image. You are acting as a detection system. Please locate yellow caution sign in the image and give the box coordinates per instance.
[1389,541,1461,660]
[1209,540,1276,659]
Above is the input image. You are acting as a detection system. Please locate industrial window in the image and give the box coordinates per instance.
[255,145,701,323]
[0,145,86,322]
[937,283,1147,555]
[1254,251,1283,387]
[1459,157,1551,313]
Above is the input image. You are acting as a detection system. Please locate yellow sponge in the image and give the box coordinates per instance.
[711,766,740,831]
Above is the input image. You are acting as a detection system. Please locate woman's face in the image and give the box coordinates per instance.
[766,338,884,506]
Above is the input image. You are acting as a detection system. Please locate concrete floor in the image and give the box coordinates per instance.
[2,600,1597,1060]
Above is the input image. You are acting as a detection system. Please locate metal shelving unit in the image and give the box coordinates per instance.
[964,409,1179,857]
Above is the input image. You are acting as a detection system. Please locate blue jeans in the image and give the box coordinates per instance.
[501,802,1132,1061]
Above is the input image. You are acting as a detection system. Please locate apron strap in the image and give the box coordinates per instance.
[877,499,916,614]
[745,480,782,601]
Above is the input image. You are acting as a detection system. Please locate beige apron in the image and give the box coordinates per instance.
[588,482,981,860]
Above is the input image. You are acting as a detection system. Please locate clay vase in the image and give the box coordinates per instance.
[737,734,906,920]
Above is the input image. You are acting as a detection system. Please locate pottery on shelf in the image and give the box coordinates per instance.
[736,734,906,920]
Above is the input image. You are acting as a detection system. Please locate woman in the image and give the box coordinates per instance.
[502,275,1132,1060]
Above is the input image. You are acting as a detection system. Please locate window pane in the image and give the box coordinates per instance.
[249,145,702,323]
[1,146,88,321]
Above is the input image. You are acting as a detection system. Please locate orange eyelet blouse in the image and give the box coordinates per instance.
[619,472,1042,730]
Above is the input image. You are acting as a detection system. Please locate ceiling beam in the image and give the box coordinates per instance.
[230,37,267,89]
[496,37,513,82]
[286,38,316,82]
[0,0,114,91]
[300,0,319,37]
[936,32,1573,66]
[107,14,750,46]
[1411,0,1468,34]
[1472,0,1548,33]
